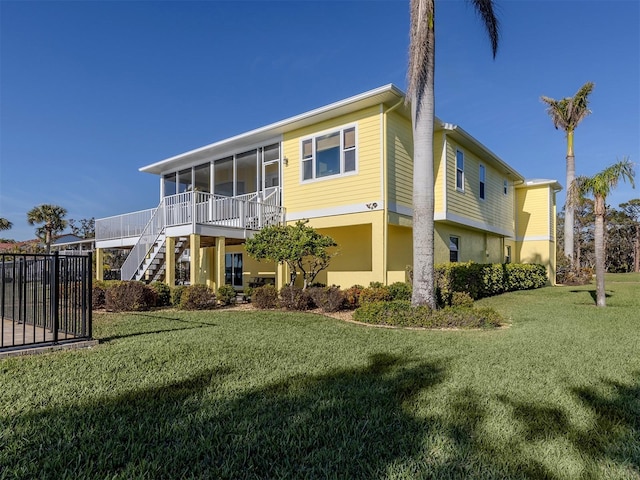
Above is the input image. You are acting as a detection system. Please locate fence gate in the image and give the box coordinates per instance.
[0,252,93,351]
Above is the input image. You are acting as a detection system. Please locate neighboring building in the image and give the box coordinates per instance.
[51,234,95,255]
[95,84,561,290]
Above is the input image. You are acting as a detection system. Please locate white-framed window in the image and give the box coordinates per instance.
[479,164,486,200]
[449,236,460,263]
[456,150,464,191]
[301,126,357,181]
[505,245,511,264]
[503,179,508,195]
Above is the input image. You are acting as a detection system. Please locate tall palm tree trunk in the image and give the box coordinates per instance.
[594,195,606,307]
[565,130,576,265]
[410,0,436,309]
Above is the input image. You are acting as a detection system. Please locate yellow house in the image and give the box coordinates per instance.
[95,84,561,289]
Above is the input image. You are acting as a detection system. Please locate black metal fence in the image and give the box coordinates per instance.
[0,252,92,350]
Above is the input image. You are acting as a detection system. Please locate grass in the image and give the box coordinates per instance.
[1,275,639,479]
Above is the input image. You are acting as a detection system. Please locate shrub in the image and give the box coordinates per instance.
[149,282,172,307]
[343,285,364,309]
[360,285,392,304]
[368,281,385,288]
[353,300,502,329]
[92,285,106,310]
[217,284,237,306]
[279,285,312,311]
[307,286,346,312]
[179,284,217,310]
[171,285,187,306]
[105,281,157,312]
[388,282,412,301]
[556,256,592,286]
[450,291,474,308]
[253,285,279,309]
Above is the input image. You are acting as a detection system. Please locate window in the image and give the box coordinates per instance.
[479,165,486,200]
[225,253,243,288]
[163,173,177,197]
[449,236,460,263]
[505,245,511,264]
[503,179,508,195]
[456,150,464,190]
[301,126,357,181]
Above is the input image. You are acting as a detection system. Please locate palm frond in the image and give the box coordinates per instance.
[469,0,500,57]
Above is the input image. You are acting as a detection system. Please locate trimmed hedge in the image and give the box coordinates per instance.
[353,300,502,329]
[149,281,172,307]
[436,262,547,305]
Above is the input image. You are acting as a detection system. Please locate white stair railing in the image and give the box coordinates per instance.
[120,200,166,280]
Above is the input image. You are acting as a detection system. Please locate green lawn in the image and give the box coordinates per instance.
[1,275,639,479]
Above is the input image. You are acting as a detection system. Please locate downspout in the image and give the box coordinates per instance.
[381,98,404,285]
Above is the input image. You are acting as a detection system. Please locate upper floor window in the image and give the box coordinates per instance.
[479,165,486,200]
[503,179,508,195]
[456,150,464,191]
[301,126,357,181]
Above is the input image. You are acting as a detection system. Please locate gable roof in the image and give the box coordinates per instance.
[139,84,529,183]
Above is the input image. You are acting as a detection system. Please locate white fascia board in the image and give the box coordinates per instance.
[140,84,407,176]
[441,123,525,182]
[517,179,563,191]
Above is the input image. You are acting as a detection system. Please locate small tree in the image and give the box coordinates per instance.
[68,217,95,238]
[569,158,635,307]
[246,220,337,289]
[620,199,640,272]
[27,204,68,253]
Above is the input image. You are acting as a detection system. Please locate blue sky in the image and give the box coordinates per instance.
[1,0,638,241]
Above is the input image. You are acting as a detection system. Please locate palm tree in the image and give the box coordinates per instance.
[407,0,499,308]
[541,82,595,267]
[26,204,68,254]
[569,158,635,307]
[0,218,12,231]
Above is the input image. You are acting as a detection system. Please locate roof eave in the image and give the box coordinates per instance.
[140,84,407,175]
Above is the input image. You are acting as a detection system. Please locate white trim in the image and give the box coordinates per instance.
[286,201,383,221]
[299,123,358,183]
[441,133,448,212]
[515,235,554,242]
[379,104,384,207]
[140,84,406,175]
[388,202,413,217]
[434,211,514,237]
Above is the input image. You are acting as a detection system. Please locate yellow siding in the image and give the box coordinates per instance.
[387,224,412,283]
[445,137,514,233]
[516,186,551,239]
[435,224,505,264]
[386,111,412,209]
[282,106,382,215]
[516,239,555,284]
[386,113,445,215]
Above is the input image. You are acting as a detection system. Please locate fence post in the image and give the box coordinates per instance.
[87,252,93,339]
[52,252,59,343]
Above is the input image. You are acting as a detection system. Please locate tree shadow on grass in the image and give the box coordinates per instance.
[569,289,612,304]
[498,372,640,477]
[3,354,638,478]
[98,313,217,343]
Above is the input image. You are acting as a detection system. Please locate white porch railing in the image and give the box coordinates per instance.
[120,202,166,281]
[96,208,155,241]
[107,188,284,281]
